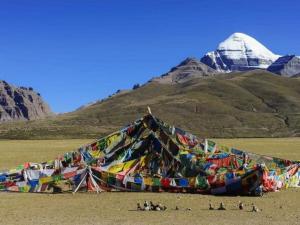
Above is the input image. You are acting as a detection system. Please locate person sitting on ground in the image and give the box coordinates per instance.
[144,201,150,211]
[155,205,161,211]
[251,204,259,212]
[150,201,155,210]
[157,203,167,211]
[218,202,226,210]
[239,201,244,210]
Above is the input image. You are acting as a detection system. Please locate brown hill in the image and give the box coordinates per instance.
[0,70,299,139]
[151,57,218,84]
[0,80,52,122]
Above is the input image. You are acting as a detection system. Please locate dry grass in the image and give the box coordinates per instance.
[214,138,300,160]
[0,138,299,225]
[1,73,300,140]
[0,139,91,170]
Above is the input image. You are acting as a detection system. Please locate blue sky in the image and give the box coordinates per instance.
[0,0,299,113]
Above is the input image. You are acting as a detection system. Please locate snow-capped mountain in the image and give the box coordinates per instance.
[149,32,299,83]
[200,32,280,72]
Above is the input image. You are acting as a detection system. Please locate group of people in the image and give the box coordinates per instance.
[209,201,259,212]
[137,201,167,211]
[137,201,259,212]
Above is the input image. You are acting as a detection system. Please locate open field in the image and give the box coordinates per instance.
[0,138,299,225]
[0,139,91,171]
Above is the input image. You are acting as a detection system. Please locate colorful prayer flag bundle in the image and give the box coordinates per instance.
[0,113,299,195]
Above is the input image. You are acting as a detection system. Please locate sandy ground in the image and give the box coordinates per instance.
[0,138,299,225]
[0,191,299,225]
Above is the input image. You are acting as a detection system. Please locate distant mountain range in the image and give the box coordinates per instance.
[0,71,299,139]
[0,32,300,139]
[0,80,52,122]
[151,33,300,84]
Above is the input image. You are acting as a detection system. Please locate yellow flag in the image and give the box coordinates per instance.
[39,176,53,184]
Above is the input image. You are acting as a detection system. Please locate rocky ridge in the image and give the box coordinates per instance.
[152,57,218,84]
[0,80,52,122]
[267,55,300,77]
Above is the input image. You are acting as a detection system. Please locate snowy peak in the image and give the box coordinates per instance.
[150,32,298,84]
[217,32,278,61]
[200,32,280,72]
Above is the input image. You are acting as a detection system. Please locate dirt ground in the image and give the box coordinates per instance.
[0,138,299,225]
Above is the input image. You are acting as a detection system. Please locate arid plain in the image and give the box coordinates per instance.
[0,138,299,225]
